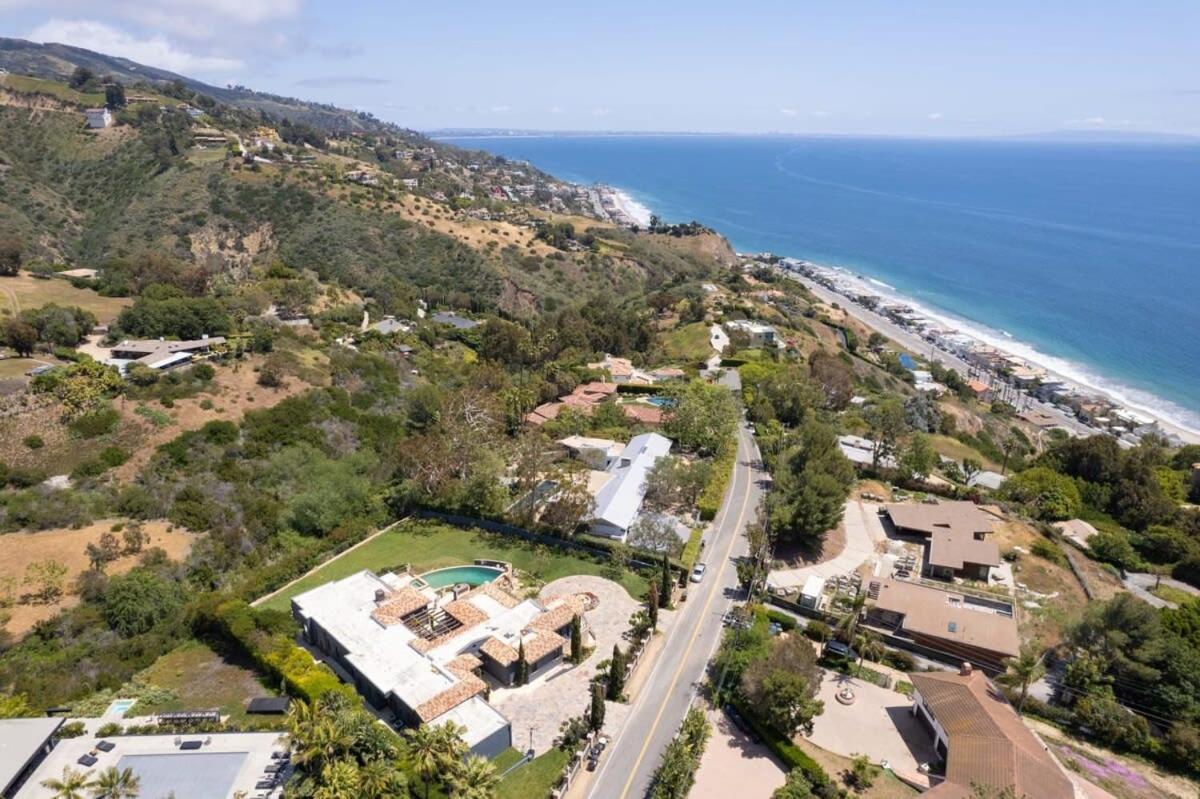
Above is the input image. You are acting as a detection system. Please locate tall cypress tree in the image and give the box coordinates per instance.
[570,614,583,662]
[516,640,529,686]
[660,555,672,608]
[590,682,606,732]
[607,644,625,700]
[648,582,659,631]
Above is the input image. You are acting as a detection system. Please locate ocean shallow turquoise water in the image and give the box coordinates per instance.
[444,134,1200,432]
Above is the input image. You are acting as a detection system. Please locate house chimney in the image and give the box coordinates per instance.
[960,662,973,677]
[374,589,386,603]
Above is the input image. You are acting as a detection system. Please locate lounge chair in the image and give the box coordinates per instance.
[77,755,98,767]
[96,741,115,752]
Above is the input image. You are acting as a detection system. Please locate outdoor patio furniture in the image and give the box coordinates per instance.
[179,740,202,750]
[255,781,275,790]
[77,755,98,767]
[96,741,115,752]
[264,763,283,773]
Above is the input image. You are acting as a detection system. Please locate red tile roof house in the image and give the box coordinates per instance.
[523,382,666,427]
[909,664,1074,799]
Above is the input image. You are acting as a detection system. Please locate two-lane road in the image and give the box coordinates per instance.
[588,421,764,799]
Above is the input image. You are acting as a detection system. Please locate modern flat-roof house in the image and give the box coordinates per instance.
[868,579,1019,671]
[557,435,624,470]
[292,569,588,758]
[588,432,672,540]
[723,319,777,348]
[586,354,655,385]
[909,665,1073,798]
[0,718,63,798]
[106,337,225,373]
[884,502,1000,581]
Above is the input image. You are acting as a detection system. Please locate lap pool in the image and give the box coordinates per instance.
[117,751,247,799]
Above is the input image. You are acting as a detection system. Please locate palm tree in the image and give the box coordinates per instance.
[998,645,1046,712]
[404,725,443,799]
[294,717,354,775]
[448,755,499,799]
[358,757,407,799]
[91,766,140,799]
[41,766,94,799]
[835,589,866,643]
[854,628,886,672]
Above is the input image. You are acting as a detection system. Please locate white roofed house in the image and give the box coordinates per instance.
[84,108,113,129]
[106,337,225,374]
[588,432,673,540]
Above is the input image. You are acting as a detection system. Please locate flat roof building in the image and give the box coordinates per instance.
[1,718,63,798]
[292,569,588,757]
[885,502,1000,581]
[869,579,1019,671]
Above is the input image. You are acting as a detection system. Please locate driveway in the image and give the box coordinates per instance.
[690,707,786,799]
[490,575,638,754]
[1124,572,1199,609]
[769,501,887,589]
[807,669,937,780]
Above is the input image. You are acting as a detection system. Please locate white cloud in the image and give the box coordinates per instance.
[27,18,242,72]
[779,108,799,116]
[812,110,831,118]
[5,0,299,36]
[549,105,566,115]
[927,112,943,120]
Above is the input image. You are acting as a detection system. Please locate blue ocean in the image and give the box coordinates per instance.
[441,135,1200,434]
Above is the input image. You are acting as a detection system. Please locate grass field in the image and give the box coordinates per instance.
[660,322,713,363]
[496,747,569,799]
[1150,583,1196,605]
[0,74,104,106]
[258,520,650,613]
[134,639,282,725]
[0,272,131,323]
[929,434,999,471]
[0,357,50,379]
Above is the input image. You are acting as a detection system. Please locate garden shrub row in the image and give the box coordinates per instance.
[730,698,837,794]
[697,444,736,521]
[200,598,353,705]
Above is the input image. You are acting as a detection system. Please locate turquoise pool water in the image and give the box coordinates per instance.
[419,565,503,589]
[646,396,674,408]
[106,699,136,716]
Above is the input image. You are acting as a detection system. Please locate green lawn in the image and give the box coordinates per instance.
[661,322,713,363]
[929,434,999,471]
[1151,584,1196,605]
[496,747,569,799]
[1,74,104,106]
[134,639,282,726]
[259,520,650,613]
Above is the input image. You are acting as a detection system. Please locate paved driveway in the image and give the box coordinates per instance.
[769,501,887,588]
[690,707,786,799]
[490,576,638,754]
[807,669,937,778]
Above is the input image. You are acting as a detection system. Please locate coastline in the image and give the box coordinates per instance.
[784,260,1200,445]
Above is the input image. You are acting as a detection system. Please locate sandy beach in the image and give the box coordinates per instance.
[785,264,1200,445]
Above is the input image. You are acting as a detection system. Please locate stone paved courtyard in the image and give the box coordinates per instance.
[490,575,641,753]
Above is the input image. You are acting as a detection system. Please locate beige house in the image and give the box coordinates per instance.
[885,501,1000,581]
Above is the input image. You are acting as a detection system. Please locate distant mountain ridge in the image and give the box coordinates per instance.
[0,37,405,137]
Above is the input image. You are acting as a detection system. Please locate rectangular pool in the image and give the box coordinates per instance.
[116,751,248,799]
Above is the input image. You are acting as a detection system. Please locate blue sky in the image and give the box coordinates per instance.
[2,0,1198,135]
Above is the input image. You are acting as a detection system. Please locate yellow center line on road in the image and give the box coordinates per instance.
[614,431,756,799]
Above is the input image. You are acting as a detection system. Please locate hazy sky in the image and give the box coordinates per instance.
[3,0,1199,135]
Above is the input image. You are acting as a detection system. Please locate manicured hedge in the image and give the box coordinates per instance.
[697,444,736,521]
[764,609,799,631]
[731,698,836,792]
[201,599,352,705]
[615,383,660,395]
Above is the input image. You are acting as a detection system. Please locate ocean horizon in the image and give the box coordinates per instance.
[442,133,1200,435]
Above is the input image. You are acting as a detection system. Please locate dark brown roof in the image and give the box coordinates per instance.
[911,670,1073,799]
[886,501,994,538]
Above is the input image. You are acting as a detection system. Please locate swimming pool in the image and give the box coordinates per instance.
[646,396,675,408]
[418,565,504,589]
[117,752,247,799]
[105,698,136,717]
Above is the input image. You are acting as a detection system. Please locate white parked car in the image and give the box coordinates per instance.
[690,562,707,583]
